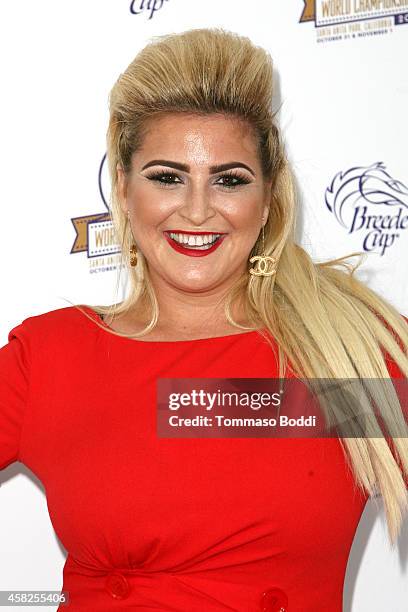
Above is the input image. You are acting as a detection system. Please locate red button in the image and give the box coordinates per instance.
[105,572,131,599]
[260,587,288,611]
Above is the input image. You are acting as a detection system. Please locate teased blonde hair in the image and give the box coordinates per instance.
[73,28,408,545]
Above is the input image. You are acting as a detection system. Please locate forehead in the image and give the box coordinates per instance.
[136,113,259,164]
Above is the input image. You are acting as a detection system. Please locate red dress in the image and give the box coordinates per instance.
[0,305,405,611]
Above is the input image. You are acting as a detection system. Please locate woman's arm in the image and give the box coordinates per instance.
[0,319,31,470]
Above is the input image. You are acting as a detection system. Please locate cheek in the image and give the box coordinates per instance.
[128,185,177,226]
[217,193,263,229]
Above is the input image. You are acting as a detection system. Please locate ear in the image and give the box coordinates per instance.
[262,206,269,226]
[116,163,128,214]
[262,180,272,225]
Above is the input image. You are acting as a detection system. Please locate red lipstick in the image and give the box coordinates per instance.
[163,230,227,257]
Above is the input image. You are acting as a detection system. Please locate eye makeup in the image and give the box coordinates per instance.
[145,169,252,189]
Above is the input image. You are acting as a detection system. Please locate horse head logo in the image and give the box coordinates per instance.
[325,162,408,229]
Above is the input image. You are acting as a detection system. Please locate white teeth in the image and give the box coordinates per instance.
[168,232,221,249]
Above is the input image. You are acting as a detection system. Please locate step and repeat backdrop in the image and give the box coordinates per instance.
[1,1,407,610]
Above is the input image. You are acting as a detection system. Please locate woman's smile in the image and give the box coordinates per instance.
[163,229,228,257]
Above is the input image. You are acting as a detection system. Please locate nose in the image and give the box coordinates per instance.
[178,183,216,226]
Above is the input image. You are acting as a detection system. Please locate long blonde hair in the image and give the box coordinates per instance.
[74,28,408,545]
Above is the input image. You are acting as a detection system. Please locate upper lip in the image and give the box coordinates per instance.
[164,229,227,235]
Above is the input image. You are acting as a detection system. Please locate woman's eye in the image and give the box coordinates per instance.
[146,172,182,187]
[217,173,251,189]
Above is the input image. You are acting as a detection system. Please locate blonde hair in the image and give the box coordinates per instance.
[74,28,408,545]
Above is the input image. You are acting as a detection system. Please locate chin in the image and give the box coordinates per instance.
[167,274,222,291]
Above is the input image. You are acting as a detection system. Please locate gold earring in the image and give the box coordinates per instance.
[249,224,277,277]
[127,210,138,267]
[130,244,138,267]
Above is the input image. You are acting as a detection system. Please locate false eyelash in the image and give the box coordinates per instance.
[145,170,251,188]
[219,171,252,187]
[145,171,182,184]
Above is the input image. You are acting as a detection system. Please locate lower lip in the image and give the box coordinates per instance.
[163,233,227,257]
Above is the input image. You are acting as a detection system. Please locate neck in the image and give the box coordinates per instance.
[136,273,250,333]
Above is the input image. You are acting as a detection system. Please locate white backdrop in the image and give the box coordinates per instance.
[0,1,407,610]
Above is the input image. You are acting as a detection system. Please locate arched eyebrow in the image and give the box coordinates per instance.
[141,159,256,177]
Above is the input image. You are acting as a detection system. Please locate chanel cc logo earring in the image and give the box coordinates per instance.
[127,210,138,267]
[249,224,276,277]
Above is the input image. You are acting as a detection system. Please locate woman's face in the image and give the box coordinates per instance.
[117,113,271,293]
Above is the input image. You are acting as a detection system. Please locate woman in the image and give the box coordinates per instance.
[1,27,407,612]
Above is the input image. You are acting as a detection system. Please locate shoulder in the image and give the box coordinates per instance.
[7,305,94,349]
[380,312,408,378]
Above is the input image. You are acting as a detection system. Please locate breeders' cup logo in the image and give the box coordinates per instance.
[300,1,408,43]
[130,0,169,19]
[70,154,122,271]
[325,162,408,256]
